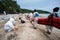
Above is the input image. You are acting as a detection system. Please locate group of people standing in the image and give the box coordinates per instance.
[27,7,60,34]
[4,7,60,34]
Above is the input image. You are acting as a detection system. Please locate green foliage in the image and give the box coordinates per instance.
[20,9,33,13]
[20,9,50,13]
[36,10,50,13]
[0,0,20,14]
[0,0,50,14]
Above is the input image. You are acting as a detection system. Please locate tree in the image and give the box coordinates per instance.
[0,0,20,14]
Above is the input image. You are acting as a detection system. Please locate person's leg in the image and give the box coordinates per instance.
[46,25,53,34]
[33,17,38,29]
[46,25,50,32]
[33,21,37,29]
[4,27,11,32]
[5,29,12,33]
[29,19,32,24]
[46,25,51,34]
[5,29,8,33]
[50,26,53,32]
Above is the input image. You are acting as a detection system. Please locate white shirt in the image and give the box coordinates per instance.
[58,13,60,17]
[33,12,40,18]
[4,21,14,30]
[53,12,59,17]
[21,16,26,21]
[29,13,33,19]
[9,17,15,24]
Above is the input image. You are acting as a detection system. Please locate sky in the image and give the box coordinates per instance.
[16,0,60,12]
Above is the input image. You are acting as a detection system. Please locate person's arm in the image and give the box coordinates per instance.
[48,13,53,19]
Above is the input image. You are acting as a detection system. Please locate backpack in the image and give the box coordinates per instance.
[34,13,39,17]
[54,13,59,17]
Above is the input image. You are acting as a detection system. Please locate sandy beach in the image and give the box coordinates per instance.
[0,14,60,40]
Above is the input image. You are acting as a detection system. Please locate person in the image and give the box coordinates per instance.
[46,7,60,34]
[33,9,40,29]
[20,15,26,23]
[28,13,33,23]
[4,17,16,32]
[4,11,6,15]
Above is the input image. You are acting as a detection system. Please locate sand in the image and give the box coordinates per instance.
[0,14,60,40]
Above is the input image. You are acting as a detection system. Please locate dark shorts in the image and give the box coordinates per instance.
[21,20,25,23]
